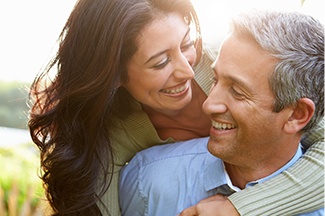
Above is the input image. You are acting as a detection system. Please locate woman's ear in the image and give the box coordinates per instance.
[283,98,315,134]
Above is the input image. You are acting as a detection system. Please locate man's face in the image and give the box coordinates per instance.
[203,33,289,167]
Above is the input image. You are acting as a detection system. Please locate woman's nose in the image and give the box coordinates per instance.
[172,48,196,79]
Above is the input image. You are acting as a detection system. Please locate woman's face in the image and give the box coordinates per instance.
[122,13,197,115]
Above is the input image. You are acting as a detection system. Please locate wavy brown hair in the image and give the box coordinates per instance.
[28,0,202,215]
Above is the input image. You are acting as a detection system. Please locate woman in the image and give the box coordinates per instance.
[28,0,324,215]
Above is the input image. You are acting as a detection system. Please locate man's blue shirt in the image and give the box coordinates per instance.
[119,137,323,216]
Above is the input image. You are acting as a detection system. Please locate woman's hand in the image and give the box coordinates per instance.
[178,194,240,216]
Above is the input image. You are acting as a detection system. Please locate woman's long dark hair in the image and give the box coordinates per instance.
[28,0,201,214]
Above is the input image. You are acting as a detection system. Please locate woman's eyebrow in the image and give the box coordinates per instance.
[145,49,168,64]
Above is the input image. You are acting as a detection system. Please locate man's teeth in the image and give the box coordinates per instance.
[212,121,236,130]
[161,85,186,94]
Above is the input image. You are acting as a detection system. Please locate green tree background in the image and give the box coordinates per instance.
[0,81,30,129]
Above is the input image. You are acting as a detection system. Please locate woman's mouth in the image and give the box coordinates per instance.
[160,83,188,95]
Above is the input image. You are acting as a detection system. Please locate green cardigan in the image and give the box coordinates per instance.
[100,45,324,216]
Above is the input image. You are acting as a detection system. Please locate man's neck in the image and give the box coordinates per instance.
[224,142,301,189]
[224,163,270,189]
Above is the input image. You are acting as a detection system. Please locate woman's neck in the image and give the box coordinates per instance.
[143,81,211,141]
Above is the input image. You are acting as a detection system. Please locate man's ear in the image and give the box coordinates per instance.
[283,98,315,134]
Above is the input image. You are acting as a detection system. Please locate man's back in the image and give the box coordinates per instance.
[119,137,324,216]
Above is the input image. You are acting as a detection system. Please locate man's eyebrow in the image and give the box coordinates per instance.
[227,74,251,92]
[182,27,191,42]
[213,64,251,92]
[145,27,191,64]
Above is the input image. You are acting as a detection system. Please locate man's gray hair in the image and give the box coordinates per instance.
[230,11,324,132]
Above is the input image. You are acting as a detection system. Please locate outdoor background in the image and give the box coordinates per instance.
[0,0,323,215]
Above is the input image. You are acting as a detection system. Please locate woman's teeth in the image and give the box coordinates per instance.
[161,85,186,94]
[212,121,236,130]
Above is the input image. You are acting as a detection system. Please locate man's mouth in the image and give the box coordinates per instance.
[212,120,236,130]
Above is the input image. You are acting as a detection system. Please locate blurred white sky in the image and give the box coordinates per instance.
[0,0,323,82]
[192,0,324,44]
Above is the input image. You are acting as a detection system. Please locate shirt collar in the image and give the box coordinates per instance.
[204,144,304,192]
[203,152,228,191]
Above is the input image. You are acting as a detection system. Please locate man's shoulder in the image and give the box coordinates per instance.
[119,137,215,216]
[120,137,211,194]
[133,137,210,167]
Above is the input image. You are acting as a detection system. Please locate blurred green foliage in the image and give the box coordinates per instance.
[0,80,31,129]
[0,143,49,215]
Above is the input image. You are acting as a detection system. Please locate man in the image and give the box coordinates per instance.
[119,11,324,216]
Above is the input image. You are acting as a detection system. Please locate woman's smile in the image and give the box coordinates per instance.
[160,81,190,96]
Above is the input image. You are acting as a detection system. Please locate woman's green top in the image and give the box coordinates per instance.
[100,45,324,216]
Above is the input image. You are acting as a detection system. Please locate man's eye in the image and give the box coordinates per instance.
[230,87,244,99]
[181,41,194,51]
[153,57,171,70]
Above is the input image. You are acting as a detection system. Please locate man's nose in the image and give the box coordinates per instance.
[202,84,228,115]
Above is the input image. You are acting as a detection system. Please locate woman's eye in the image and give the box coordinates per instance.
[153,57,171,70]
[181,41,194,51]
